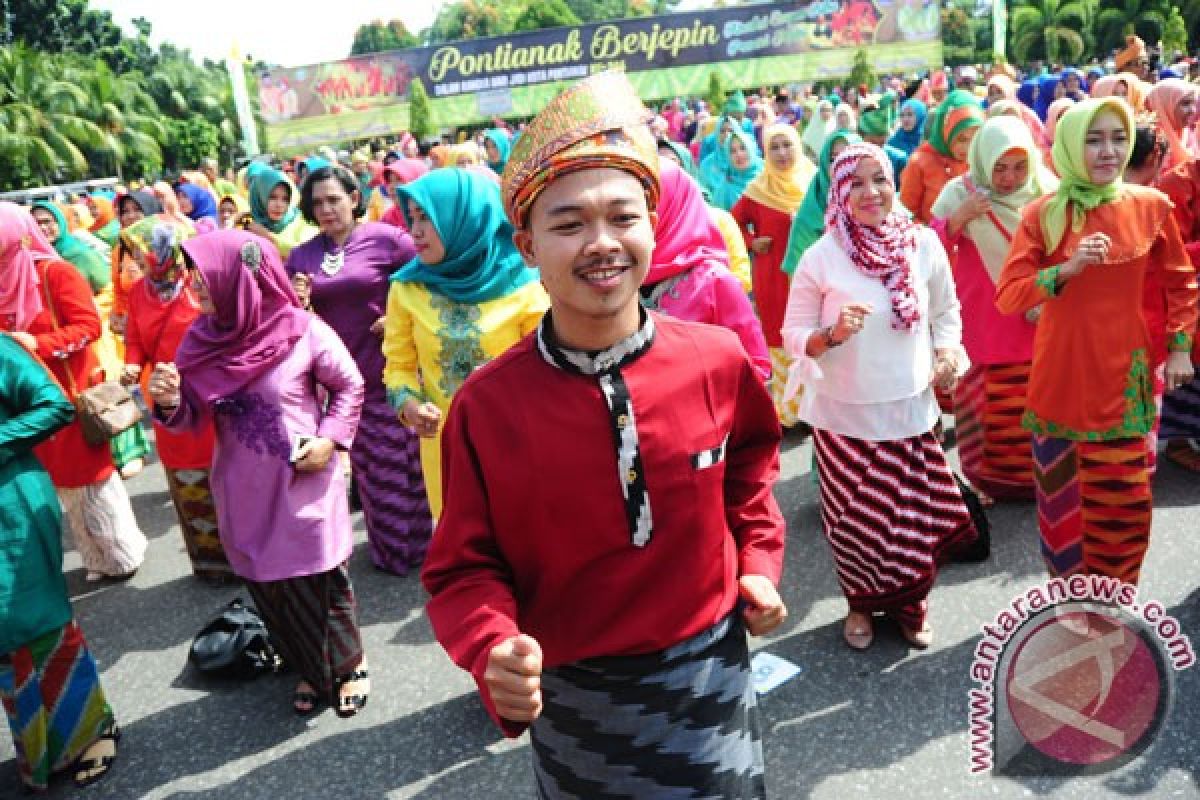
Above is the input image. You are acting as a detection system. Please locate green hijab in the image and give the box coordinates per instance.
[1042,97,1133,253]
[858,91,898,138]
[390,168,537,305]
[724,90,748,115]
[782,129,862,274]
[30,202,110,293]
[926,89,985,157]
[248,167,300,234]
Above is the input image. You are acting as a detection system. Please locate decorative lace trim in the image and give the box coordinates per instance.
[1022,348,1154,441]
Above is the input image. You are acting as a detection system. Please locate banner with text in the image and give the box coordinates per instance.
[258,0,941,150]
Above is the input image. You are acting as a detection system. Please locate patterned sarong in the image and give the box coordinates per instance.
[165,467,233,582]
[530,614,765,799]
[244,563,364,701]
[768,347,800,429]
[349,396,433,575]
[1032,435,1152,585]
[812,428,976,630]
[954,362,1035,499]
[109,422,151,470]
[0,621,114,791]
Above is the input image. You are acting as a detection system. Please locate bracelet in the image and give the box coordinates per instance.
[822,326,842,348]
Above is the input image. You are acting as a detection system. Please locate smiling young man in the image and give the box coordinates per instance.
[420,72,787,799]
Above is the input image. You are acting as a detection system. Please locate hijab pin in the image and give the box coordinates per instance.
[241,241,262,273]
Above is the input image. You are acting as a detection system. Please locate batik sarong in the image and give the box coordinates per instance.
[57,472,147,578]
[812,428,977,630]
[530,614,765,800]
[349,396,433,575]
[768,347,799,428]
[954,362,1035,499]
[164,467,233,582]
[1032,435,1152,585]
[0,621,114,791]
[244,563,364,702]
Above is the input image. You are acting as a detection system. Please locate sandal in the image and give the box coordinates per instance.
[901,622,934,649]
[293,681,321,717]
[335,668,370,718]
[73,722,121,788]
[843,612,874,651]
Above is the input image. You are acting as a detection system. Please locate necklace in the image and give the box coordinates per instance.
[320,249,344,276]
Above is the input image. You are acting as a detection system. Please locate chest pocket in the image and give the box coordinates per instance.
[691,434,729,471]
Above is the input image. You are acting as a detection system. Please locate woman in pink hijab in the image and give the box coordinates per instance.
[1145,78,1199,172]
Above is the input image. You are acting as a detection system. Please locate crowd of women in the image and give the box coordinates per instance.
[2,41,1199,791]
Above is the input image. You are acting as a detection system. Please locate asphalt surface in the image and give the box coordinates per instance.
[2,429,1198,799]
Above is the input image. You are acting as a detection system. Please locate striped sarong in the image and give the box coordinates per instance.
[244,563,363,702]
[349,396,433,575]
[813,429,976,630]
[530,614,765,799]
[954,362,1035,499]
[0,621,114,791]
[1032,435,1152,585]
[165,467,234,582]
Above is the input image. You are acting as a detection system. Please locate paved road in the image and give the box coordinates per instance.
[2,431,1198,799]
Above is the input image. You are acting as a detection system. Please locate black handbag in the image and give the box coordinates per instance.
[189,598,283,679]
[950,473,992,563]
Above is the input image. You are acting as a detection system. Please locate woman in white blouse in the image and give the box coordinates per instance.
[782,143,978,651]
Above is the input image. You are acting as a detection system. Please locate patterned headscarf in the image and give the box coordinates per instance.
[120,217,194,302]
[826,143,920,332]
[0,202,53,330]
[502,71,659,230]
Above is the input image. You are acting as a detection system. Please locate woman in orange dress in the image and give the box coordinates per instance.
[899,90,984,223]
[996,99,1198,584]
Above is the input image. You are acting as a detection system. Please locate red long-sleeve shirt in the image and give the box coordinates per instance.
[421,314,785,736]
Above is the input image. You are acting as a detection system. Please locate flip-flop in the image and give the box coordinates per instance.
[336,669,370,718]
[73,723,121,788]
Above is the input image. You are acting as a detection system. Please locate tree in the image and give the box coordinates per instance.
[940,6,975,66]
[351,19,419,56]
[409,78,434,140]
[164,117,220,172]
[1009,0,1088,65]
[704,70,725,115]
[0,45,107,184]
[848,48,876,89]
[1094,0,1173,59]
[72,61,166,180]
[564,0,680,20]
[423,0,521,44]
[1162,7,1188,60]
[513,0,582,32]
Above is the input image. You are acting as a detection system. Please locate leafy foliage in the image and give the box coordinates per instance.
[847,48,876,90]
[0,0,247,190]
[513,0,582,33]
[1009,0,1089,65]
[350,20,419,56]
[705,71,726,116]
[409,78,434,141]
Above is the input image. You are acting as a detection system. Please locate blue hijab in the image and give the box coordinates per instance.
[176,182,218,224]
[699,128,763,211]
[390,168,537,305]
[887,98,927,156]
[1035,74,1062,121]
[1016,80,1038,111]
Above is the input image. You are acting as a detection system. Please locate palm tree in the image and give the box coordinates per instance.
[0,45,107,184]
[1010,0,1089,65]
[1094,0,1172,59]
[70,60,166,181]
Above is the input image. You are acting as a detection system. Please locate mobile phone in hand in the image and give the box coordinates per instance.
[290,435,314,464]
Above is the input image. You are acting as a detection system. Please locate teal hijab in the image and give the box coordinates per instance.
[390,168,537,305]
[30,202,110,292]
[248,167,299,233]
[700,128,763,211]
[483,129,511,173]
[782,129,862,274]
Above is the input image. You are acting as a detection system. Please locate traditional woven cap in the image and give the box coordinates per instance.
[502,71,659,229]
